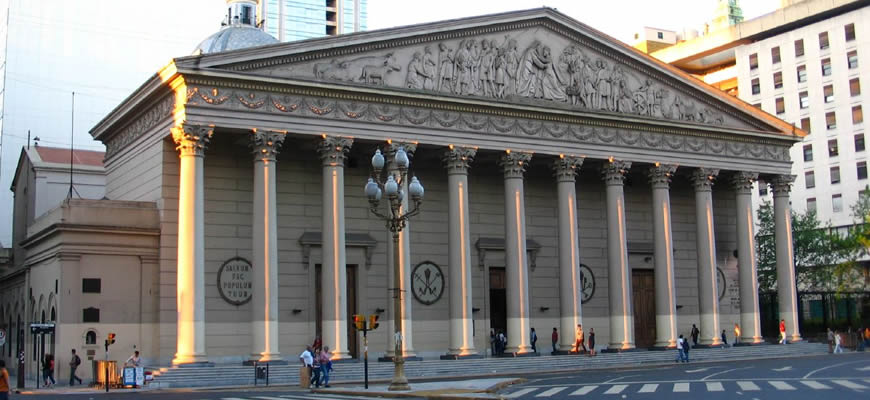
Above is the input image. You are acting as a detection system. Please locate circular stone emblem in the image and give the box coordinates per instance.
[579,264,595,304]
[717,267,727,301]
[217,257,253,306]
[411,261,444,306]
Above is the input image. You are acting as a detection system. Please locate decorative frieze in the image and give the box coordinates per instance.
[443,145,477,175]
[318,136,353,167]
[552,155,584,182]
[601,159,631,185]
[690,168,720,192]
[250,130,286,161]
[730,171,759,194]
[499,151,532,179]
[770,174,796,196]
[105,95,175,158]
[171,124,213,157]
[647,163,677,189]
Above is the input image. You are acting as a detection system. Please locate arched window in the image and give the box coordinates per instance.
[85,330,97,345]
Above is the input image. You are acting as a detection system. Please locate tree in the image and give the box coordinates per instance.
[830,187,870,292]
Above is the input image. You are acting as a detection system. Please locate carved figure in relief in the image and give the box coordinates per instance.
[437,42,455,93]
[361,53,402,85]
[422,45,437,90]
[405,51,429,90]
[314,53,402,85]
[479,40,496,97]
[595,59,612,111]
[633,79,655,117]
[494,46,508,98]
[516,41,566,101]
[672,96,697,122]
[612,66,633,113]
[504,38,520,96]
[471,40,482,94]
[454,40,474,95]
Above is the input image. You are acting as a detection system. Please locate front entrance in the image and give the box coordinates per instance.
[489,267,506,336]
[315,264,359,358]
[632,269,656,348]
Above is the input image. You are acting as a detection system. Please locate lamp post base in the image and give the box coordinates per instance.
[388,358,410,391]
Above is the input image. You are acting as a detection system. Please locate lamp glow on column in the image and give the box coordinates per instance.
[364,146,423,391]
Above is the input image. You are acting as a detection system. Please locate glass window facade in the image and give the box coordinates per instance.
[262,0,368,42]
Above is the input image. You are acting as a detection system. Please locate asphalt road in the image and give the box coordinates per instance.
[16,389,413,400]
[498,352,870,399]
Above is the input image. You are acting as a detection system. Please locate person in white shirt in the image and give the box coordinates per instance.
[299,346,314,366]
[834,331,844,354]
[124,351,141,368]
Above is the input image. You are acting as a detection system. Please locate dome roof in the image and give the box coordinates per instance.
[193,25,278,55]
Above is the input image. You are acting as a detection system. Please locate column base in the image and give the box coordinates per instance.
[440,353,484,360]
[378,355,423,362]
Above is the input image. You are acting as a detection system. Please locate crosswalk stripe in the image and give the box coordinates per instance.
[737,381,760,391]
[673,382,690,392]
[536,387,568,397]
[505,388,537,398]
[769,381,796,390]
[638,384,658,393]
[603,384,627,394]
[801,380,831,389]
[832,380,869,389]
[705,382,724,392]
[570,385,598,395]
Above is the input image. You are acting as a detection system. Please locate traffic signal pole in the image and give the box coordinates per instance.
[353,314,379,389]
[363,329,369,389]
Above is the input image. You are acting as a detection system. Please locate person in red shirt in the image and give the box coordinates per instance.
[551,328,558,353]
[0,359,10,400]
[779,319,787,344]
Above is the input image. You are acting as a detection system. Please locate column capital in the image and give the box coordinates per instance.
[553,155,584,182]
[250,130,286,161]
[647,163,677,189]
[386,141,418,157]
[730,171,759,194]
[318,135,353,167]
[771,174,796,197]
[443,145,476,175]
[601,159,631,185]
[690,168,720,192]
[171,124,213,157]
[499,151,532,179]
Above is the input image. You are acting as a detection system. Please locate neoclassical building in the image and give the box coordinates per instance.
[3,7,805,371]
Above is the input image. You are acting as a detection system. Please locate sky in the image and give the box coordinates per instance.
[0,0,781,245]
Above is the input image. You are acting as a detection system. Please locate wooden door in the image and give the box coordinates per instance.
[489,267,507,336]
[315,264,359,359]
[632,269,656,348]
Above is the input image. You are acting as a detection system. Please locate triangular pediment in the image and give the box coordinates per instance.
[179,8,794,134]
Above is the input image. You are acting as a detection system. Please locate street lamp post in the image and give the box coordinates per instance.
[364,147,424,391]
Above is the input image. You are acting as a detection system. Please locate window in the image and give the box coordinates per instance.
[773,71,783,89]
[827,112,837,130]
[819,31,830,49]
[851,78,862,96]
[848,50,858,69]
[82,307,100,323]
[829,138,839,156]
[803,144,813,161]
[797,65,807,83]
[858,161,868,180]
[775,97,785,114]
[85,331,97,345]
[749,53,758,70]
[854,105,864,124]
[856,134,866,152]
[805,170,816,188]
[801,117,811,133]
[82,278,101,293]
[824,84,834,103]
[807,197,817,213]
[821,58,832,76]
[771,46,781,64]
[795,39,805,57]
[845,23,856,41]
[799,91,809,109]
[831,166,841,184]
[751,78,760,94]
[657,31,664,39]
[833,194,843,212]
[759,183,769,196]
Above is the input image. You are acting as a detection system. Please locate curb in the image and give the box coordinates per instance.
[311,377,526,400]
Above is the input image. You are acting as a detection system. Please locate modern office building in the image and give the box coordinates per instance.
[261,0,368,42]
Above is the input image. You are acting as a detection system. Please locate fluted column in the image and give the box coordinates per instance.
[553,156,584,352]
[443,146,477,357]
[171,123,212,365]
[602,160,634,350]
[772,175,802,343]
[649,164,678,349]
[319,135,353,360]
[500,151,533,354]
[386,143,417,358]
[732,172,763,344]
[691,168,723,346]
[249,130,285,362]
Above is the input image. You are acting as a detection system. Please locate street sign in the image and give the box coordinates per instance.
[30,323,55,334]
[0,328,6,346]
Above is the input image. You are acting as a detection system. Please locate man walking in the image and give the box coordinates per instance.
[69,349,82,386]
[734,323,741,345]
[691,324,699,347]
[551,327,558,353]
[675,335,687,363]
[0,360,10,400]
[530,327,538,353]
[779,319,787,344]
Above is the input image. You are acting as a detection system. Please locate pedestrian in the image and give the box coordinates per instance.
[734,323,741,345]
[691,324,699,347]
[551,327,558,353]
[574,324,586,354]
[720,329,728,347]
[682,335,690,362]
[319,346,332,387]
[530,327,538,353]
[827,328,834,353]
[864,327,870,350]
[310,348,322,388]
[299,345,314,388]
[834,331,843,354]
[0,359,10,400]
[489,330,496,356]
[675,335,686,363]
[312,335,322,352]
[497,331,506,355]
[587,328,596,356]
[124,351,141,368]
[68,349,82,386]
[779,319,787,344]
[858,326,866,352]
[43,354,55,387]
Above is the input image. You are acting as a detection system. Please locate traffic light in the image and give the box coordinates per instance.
[353,315,366,331]
[369,314,379,330]
[107,333,116,345]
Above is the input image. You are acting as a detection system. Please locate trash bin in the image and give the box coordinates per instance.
[256,366,267,379]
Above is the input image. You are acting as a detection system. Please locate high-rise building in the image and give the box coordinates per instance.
[261,0,368,42]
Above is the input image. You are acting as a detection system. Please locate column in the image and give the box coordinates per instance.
[249,130,285,362]
[443,145,478,357]
[499,150,533,354]
[171,123,212,365]
[691,168,723,346]
[649,164,678,348]
[732,171,763,344]
[385,142,417,358]
[772,175,802,343]
[553,155,584,352]
[602,159,634,350]
[319,135,353,360]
